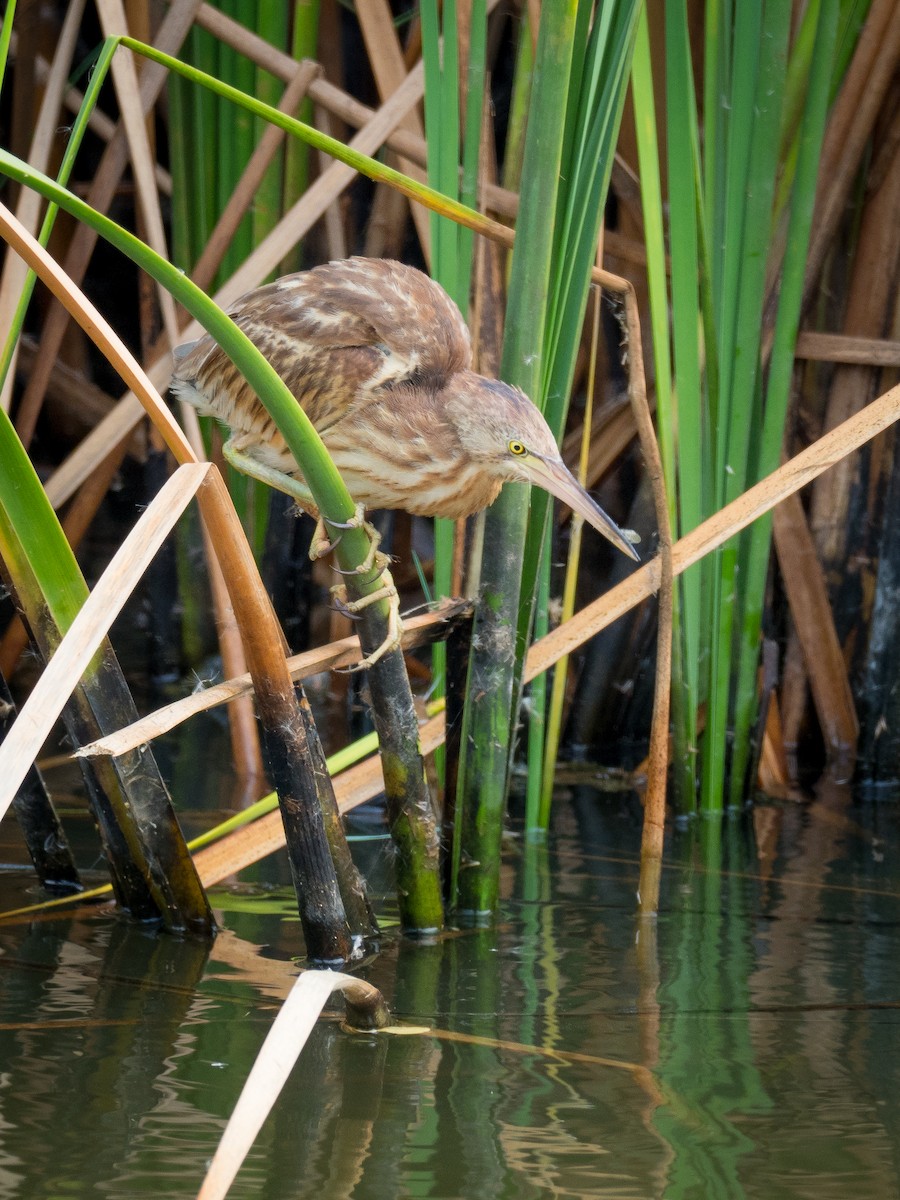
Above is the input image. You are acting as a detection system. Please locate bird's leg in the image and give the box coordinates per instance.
[222,439,317,511]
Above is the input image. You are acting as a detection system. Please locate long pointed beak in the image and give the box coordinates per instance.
[523,456,641,562]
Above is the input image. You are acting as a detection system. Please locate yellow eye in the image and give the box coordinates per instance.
[508,440,527,456]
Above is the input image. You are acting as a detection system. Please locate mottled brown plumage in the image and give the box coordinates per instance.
[171,256,638,559]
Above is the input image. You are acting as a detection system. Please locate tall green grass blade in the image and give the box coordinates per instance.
[728,0,842,803]
[282,2,320,273]
[538,281,603,829]
[422,2,486,742]
[632,6,700,803]
[188,25,218,266]
[250,6,287,265]
[702,0,730,246]
[779,0,820,170]
[422,0,451,774]
[713,3,762,454]
[501,13,533,194]
[217,2,252,280]
[702,0,792,812]
[832,0,872,90]
[631,8,675,518]
[0,0,16,99]
[422,0,457,301]
[422,0,457,670]
[170,13,288,555]
[723,1,792,505]
[515,1,640,832]
[665,0,705,806]
[454,0,579,914]
[776,0,869,218]
[167,61,193,271]
[459,2,486,279]
[542,3,641,426]
[524,521,550,831]
[439,0,461,293]
[124,35,499,240]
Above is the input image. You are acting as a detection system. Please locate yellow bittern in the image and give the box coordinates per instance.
[171,257,639,661]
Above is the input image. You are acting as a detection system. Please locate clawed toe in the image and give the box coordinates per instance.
[309,504,385,571]
[331,588,363,621]
[331,570,403,671]
[310,518,339,560]
[324,501,366,530]
[332,548,393,578]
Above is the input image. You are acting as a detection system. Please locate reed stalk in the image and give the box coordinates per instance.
[453,1,580,916]
[522,2,641,831]
[0,673,81,893]
[640,0,853,811]
[537,283,603,828]
[728,0,842,804]
[422,0,486,717]
[0,409,213,931]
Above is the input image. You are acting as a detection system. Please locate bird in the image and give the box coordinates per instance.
[171,257,639,663]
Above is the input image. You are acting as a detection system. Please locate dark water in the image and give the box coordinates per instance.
[0,782,898,1199]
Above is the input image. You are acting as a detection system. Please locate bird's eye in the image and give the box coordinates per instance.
[508,440,527,456]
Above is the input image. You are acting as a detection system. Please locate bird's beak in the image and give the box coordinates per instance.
[523,456,641,562]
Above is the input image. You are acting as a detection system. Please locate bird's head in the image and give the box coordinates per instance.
[447,375,640,562]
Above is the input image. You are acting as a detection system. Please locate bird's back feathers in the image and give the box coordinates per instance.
[172,257,472,436]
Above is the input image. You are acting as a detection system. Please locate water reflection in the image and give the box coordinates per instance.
[0,785,897,1198]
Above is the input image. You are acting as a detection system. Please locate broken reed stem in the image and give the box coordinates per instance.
[194,970,391,1200]
[774,493,858,773]
[202,534,266,781]
[0,672,82,892]
[354,609,445,934]
[526,381,900,681]
[0,547,214,932]
[78,601,472,758]
[618,286,673,916]
[0,433,127,677]
[197,472,375,957]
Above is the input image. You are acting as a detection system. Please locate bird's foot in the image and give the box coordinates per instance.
[310,503,383,567]
[331,569,403,670]
[309,515,342,560]
[334,541,393,579]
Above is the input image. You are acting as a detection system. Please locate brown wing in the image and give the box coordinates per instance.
[173,258,472,434]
